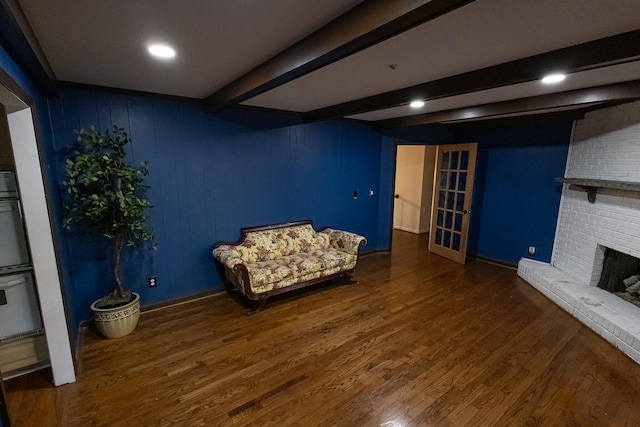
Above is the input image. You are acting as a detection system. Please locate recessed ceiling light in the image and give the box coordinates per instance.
[541,73,566,84]
[410,100,425,108]
[148,44,176,59]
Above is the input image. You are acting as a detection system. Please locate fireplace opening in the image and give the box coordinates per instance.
[598,247,640,308]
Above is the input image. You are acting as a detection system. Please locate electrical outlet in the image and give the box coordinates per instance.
[528,246,536,256]
[148,276,157,288]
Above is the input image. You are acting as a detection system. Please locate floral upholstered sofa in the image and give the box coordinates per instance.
[212,220,366,314]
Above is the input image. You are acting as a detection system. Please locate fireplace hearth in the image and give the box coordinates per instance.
[518,101,640,364]
[518,258,640,364]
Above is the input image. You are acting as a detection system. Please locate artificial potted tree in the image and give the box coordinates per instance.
[63,125,155,338]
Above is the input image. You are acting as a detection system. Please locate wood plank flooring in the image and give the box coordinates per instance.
[6,230,640,426]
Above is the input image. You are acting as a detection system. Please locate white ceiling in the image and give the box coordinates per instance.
[18,0,362,97]
[17,0,640,123]
[348,61,640,121]
[246,0,640,113]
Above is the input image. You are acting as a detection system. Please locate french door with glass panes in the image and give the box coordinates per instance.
[429,143,477,264]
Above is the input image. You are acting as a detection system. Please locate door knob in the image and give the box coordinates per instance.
[394,194,400,199]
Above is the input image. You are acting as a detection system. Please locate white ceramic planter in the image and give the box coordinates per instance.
[90,292,140,339]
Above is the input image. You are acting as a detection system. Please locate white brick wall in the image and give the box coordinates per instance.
[518,101,640,363]
[552,100,640,285]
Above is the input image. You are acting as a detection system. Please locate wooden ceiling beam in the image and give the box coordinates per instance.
[372,80,640,129]
[306,30,640,122]
[204,0,475,113]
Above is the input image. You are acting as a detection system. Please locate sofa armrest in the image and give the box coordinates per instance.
[213,245,257,299]
[321,228,367,255]
[212,245,245,270]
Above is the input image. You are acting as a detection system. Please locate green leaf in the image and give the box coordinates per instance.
[62,124,157,295]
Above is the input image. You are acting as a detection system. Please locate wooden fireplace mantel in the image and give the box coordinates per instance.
[555,177,640,203]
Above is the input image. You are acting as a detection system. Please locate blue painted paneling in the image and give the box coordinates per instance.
[456,123,572,265]
[0,44,81,348]
[377,123,454,143]
[0,33,573,348]
[47,85,384,324]
[385,122,571,265]
[377,136,397,251]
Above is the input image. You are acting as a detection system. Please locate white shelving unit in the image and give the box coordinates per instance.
[0,171,49,379]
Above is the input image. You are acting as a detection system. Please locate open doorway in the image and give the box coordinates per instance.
[393,144,437,235]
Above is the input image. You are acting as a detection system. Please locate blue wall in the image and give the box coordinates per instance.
[0,33,574,354]
[454,123,572,265]
[380,121,571,266]
[0,45,81,347]
[47,86,385,326]
[376,136,396,250]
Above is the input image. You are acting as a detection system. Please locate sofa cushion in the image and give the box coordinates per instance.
[279,254,324,277]
[249,264,356,294]
[232,230,284,263]
[310,248,357,270]
[246,249,357,289]
[250,275,296,293]
[245,260,292,287]
[278,224,330,255]
[232,224,331,262]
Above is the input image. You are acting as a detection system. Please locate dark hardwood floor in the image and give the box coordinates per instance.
[6,230,640,426]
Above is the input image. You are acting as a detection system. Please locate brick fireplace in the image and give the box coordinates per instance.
[518,100,640,363]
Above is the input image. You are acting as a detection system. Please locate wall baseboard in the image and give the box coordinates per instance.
[141,291,224,314]
[468,254,517,270]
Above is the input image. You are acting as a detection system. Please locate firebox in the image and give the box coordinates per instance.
[598,247,640,308]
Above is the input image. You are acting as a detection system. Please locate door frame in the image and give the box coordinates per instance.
[389,141,438,247]
[0,78,75,386]
[393,144,434,234]
[0,368,9,426]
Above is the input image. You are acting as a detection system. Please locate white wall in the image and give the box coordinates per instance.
[552,101,640,286]
[419,146,436,233]
[394,145,425,233]
[393,145,436,234]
